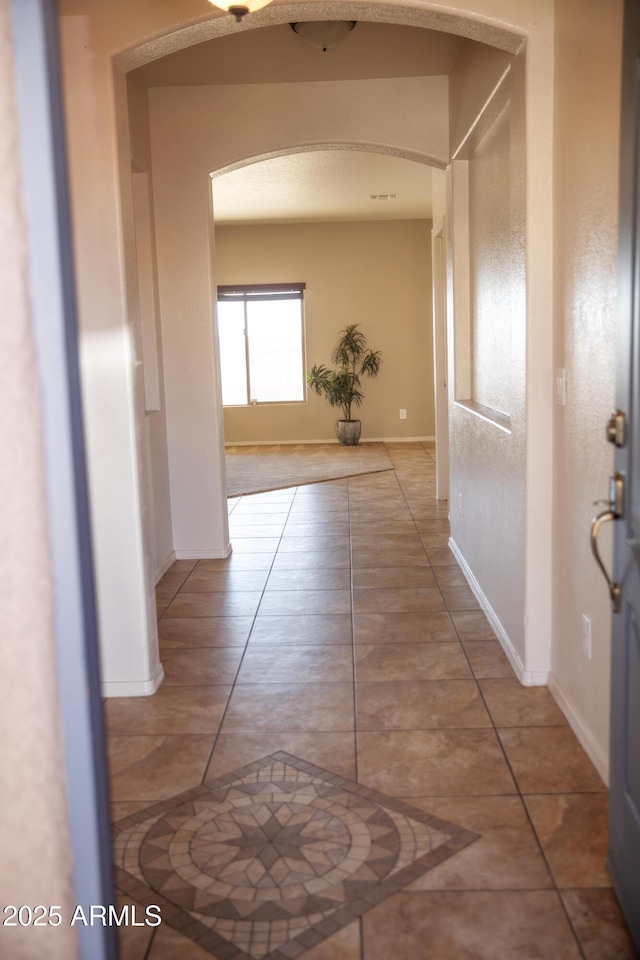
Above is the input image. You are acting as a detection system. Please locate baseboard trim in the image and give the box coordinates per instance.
[174,544,232,560]
[227,439,343,447]
[102,661,165,699]
[154,551,176,584]
[225,437,435,446]
[547,673,609,786]
[448,538,548,686]
[367,436,435,444]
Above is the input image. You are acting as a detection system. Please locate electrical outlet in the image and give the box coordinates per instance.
[581,614,592,660]
[399,409,407,420]
[458,493,463,517]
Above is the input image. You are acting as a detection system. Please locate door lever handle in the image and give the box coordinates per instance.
[590,509,622,613]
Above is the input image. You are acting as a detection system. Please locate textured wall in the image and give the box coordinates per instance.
[448,38,513,157]
[216,220,433,443]
[56,0,555,690]
[0,2,77,954]
[128,78,174,579]
[468,102,515,415]
[57,0,525,65]
[59,17,162,695]
[147,76,443,552]
[551,0,624,779]
[448,49,527,669]
[149,76,450,172]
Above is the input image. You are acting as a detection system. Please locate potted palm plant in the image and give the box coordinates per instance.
[307,324,382,445]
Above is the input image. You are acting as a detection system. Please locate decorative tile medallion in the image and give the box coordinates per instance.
[113,752,479,959]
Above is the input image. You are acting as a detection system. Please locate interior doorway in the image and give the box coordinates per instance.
[210,148,439,461]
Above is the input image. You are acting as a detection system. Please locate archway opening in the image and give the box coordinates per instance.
[210,146,438,468]
[119,8,535,684]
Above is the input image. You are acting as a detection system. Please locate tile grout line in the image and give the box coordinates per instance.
[198,488,299,785]
[373,449,588,958]
[390,449,473,629]
[129,447,599,959]
[387,449,453,616]
[355,444,433,960]
[349,449,434,786]
[141,927,156,960]
[464,643,590,960]
[155,562,196,618]
[347,474,360,786]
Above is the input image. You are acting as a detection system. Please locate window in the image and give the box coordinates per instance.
[216,283,306,406]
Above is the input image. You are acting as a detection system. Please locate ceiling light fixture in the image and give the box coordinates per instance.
[207,0,273,23]
[290,21,357,53]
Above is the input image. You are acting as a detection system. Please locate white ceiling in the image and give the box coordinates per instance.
[212,149,433,224]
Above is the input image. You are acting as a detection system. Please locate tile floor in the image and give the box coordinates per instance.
[107,442,636,959]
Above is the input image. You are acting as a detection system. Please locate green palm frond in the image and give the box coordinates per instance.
[307,324,382,422]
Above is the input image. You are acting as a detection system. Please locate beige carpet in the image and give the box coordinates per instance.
[225,442,393,497]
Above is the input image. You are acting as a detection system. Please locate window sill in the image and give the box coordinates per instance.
[455,399,511,434]
[223,400,307,409]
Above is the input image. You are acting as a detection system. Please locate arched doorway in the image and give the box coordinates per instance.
[210,145,439,458]
[103,3,549,694]
[55,6,556,951]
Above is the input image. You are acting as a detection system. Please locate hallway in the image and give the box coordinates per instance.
[107,444,632,959]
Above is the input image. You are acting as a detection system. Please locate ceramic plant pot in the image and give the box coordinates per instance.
[337,419,362,445]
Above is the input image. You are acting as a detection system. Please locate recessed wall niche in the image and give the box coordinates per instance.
[451,59,525,434]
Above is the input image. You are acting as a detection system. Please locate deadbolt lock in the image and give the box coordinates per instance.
[606,410,626,448]
[609,472,625,518]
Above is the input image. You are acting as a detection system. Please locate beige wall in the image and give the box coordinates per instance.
[146,75,445,556]
[149,76,449,172]
[448,38,513,157]
[128,76,174,579]
[468,98,522,415]
[58,17,164,696]
[6,0,621,922]
[0,2,76,952]
[56,0,556,702]
[215,220,434,444]
[551,0,624,780]
[447,48,528,674]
